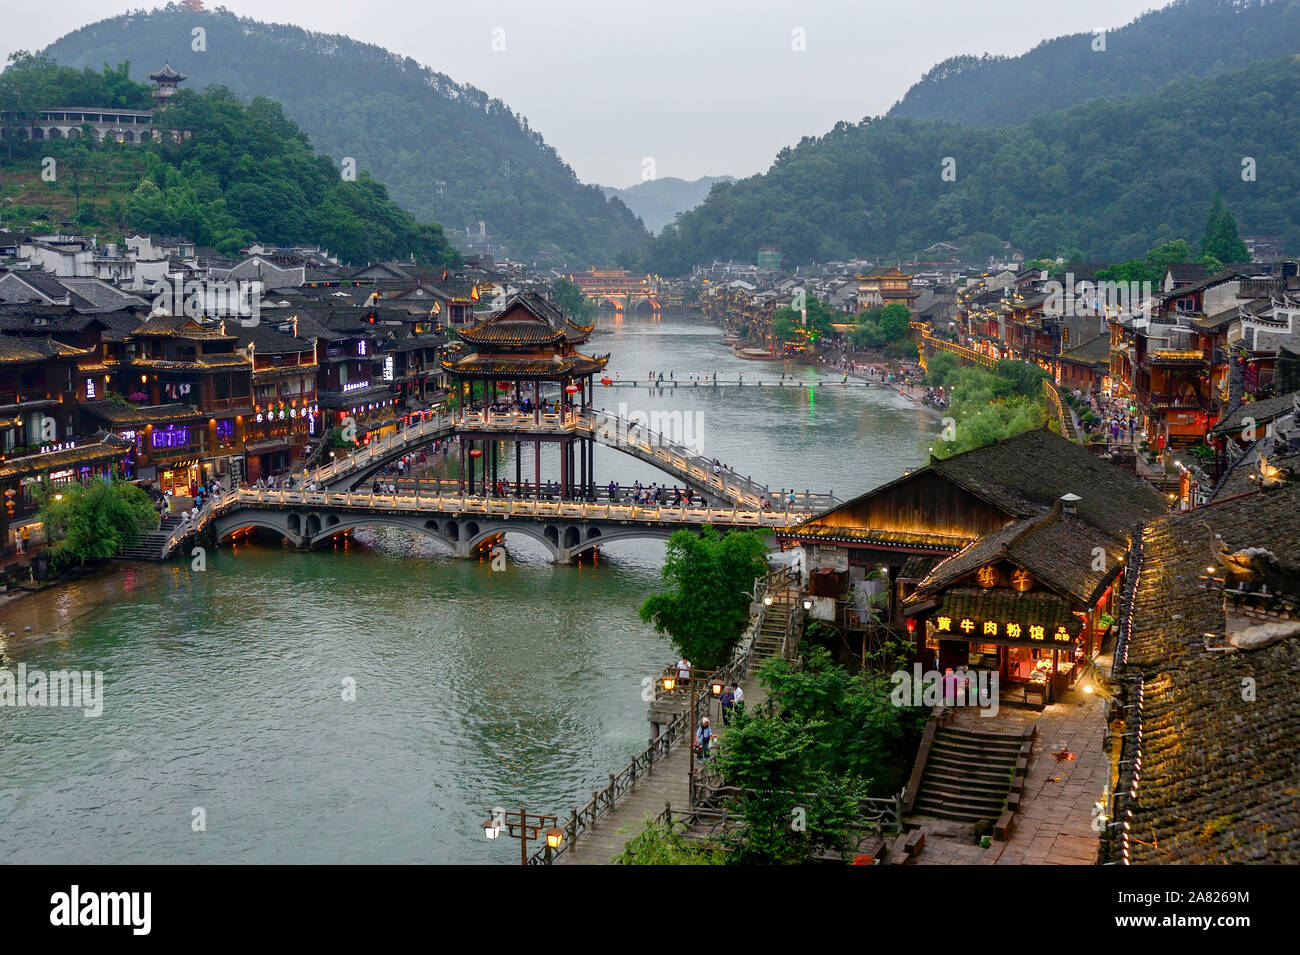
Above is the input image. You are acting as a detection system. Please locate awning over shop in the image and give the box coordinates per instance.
[0,442,130,482]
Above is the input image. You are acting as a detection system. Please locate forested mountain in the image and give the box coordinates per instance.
[0,58,460,266]
[649,57,1300,273]
[601,176,735,234]
[889,0,1300,126]
[40,5,650,265]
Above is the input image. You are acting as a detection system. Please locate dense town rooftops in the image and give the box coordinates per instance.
[232,324,313,356]
[924,428,1165,533]
[129,315,235,340]
[1120,482,1300,863]
[0,439,131,481]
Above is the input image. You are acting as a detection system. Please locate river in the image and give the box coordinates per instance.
[0,311,936,864]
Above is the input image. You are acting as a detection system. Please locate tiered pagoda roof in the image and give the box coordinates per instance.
[441,291,606,380]
[452,291,594,348]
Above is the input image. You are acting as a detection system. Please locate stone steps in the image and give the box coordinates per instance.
[911,725,1022,825]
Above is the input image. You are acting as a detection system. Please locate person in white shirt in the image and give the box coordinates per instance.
[676,657,691,685]
[731,683,745,709]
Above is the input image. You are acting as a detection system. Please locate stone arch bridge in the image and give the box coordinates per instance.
[203,487,799,564]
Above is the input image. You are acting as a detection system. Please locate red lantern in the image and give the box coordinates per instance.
[906,617,916,633]
[469,448,483,458]
[497,381,512,390]
[600,377,612,387]
[565,384,580,395]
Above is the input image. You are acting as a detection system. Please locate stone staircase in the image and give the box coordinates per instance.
[753,598,798,662]
[910,725,1024,825]
[117,514,183,561]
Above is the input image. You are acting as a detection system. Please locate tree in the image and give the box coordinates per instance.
[710,646,925,864]
[551,276,596,323]
[36,479,158,570]
[639,526,769,668]
[1199,195,1250,266]
[878,303,912,342]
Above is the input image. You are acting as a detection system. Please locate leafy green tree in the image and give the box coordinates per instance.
[928,362,1049,458]
[639,526,769,668]
[711,647,924,864]
[551,276,596,323]
[1199,195,1250,265]
[878,303,913,342]
[993,359,1050,398]
[715,711,864,864]
[925,349,959,384]
[35,479,158,569]
[851,320,884,350]
[772,294,841,344]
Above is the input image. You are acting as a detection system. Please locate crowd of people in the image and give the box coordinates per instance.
[1076,389,1141,445]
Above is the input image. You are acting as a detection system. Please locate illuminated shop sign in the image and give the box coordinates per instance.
[932,616,1073,644]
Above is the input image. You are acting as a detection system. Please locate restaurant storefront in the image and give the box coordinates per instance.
[918,589,1087,706]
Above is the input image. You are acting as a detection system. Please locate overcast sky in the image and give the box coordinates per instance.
[3,0,1169,187]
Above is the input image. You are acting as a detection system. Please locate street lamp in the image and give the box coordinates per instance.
[481,806,562,865]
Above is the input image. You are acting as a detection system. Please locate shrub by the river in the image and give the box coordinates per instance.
[35,479,158,570]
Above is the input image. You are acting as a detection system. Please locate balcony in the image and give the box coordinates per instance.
[1139,390,1206,413]
[1146,348,1208,367]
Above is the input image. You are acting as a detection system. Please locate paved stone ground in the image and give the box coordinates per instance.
[908,690,1110,865]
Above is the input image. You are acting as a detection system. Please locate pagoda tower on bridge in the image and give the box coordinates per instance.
[441,291,609,499]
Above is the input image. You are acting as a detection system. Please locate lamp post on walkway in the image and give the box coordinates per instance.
[482,806,564,865]
[677,666,725,808]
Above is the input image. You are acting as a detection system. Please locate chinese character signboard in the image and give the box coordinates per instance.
[928,616,1073,645]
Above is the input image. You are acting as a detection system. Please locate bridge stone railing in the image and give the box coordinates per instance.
[203,486,806,530]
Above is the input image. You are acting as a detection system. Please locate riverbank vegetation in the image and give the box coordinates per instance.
[34,479,157,571]
[639,526,769,669]
[925,357,1050,458]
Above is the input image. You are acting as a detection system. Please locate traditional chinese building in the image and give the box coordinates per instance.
[234,323,319,483]
[777,428,1166,702]
[441,291,608,498]
[108,315,252,491]
[902,494,1128,705]
[856,267,920,312]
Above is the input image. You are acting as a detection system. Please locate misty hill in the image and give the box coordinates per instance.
[889,0,1300,126]
[650,56,1300,272]
[41,6,649,266]
[601,176,735,234]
